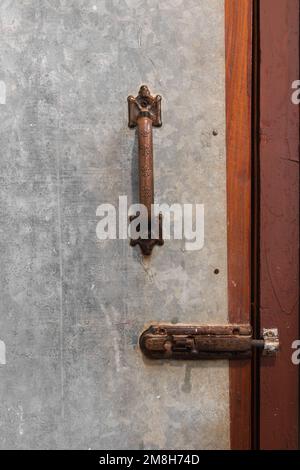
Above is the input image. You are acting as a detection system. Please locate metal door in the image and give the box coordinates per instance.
[0,0,239,449]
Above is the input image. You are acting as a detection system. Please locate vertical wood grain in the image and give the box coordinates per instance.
[225,0,253,449]
[259,0,299,449]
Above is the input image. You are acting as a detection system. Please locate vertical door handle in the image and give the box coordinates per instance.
[127,85,163,255]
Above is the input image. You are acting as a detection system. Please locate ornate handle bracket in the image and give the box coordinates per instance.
[127,85,163,256]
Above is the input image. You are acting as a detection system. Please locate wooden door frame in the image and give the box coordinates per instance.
[225,0,253,449]
[226,0,299,449]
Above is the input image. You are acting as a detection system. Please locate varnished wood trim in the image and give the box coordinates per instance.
[225,0,253,449]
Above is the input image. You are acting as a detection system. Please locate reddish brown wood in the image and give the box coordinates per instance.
[225,0,253,449]
[259,0,299,449]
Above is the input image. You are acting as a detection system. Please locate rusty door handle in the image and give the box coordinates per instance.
[127,85,163,256]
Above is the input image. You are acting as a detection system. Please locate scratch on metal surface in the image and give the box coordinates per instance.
[0,340,6,364]
[17,405,24,435]
[102,304,122,372]
[137,26,142,48]
[55,130,64,418]
[0,81,6,104]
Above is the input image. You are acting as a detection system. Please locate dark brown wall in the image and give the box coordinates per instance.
[259,0,299,450]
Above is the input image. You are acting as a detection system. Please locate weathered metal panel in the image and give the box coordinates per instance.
[0,0,229,449]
